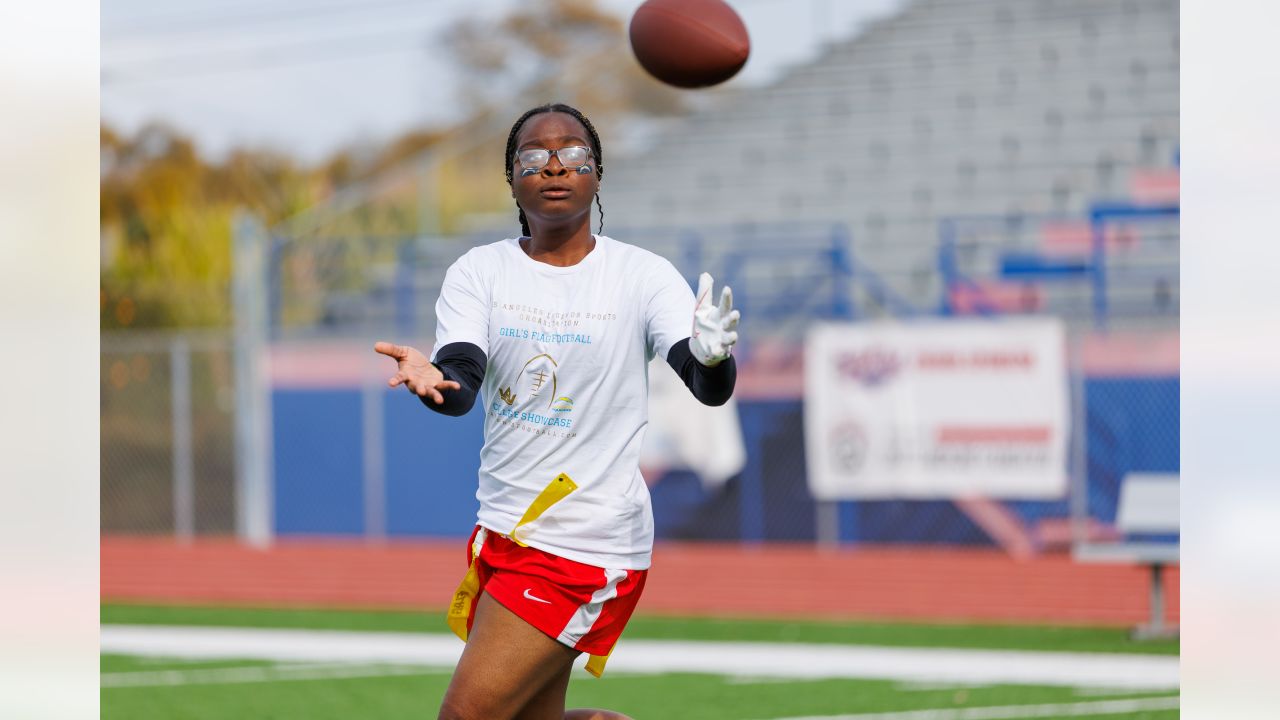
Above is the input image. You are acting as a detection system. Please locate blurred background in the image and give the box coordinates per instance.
[99,0,1181,717]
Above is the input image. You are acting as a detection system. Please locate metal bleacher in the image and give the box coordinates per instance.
[265,0,1179,343]
[600,0,1179,332]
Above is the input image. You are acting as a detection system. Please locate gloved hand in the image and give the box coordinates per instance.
[690,272,740,367]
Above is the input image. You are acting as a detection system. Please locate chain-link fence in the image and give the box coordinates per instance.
[101,332,236,537]
[100,329,1176,556]
[103,224,1177,555]
[1069,335,1180,546]
[269,233,475,342]
[940,208,1180,332]
[647,328,1177,556]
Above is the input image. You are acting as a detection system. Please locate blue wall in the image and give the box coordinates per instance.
[273,390,365,535]
[382,392,483,537]
[272,378,1178,543]
[272,389,481,537]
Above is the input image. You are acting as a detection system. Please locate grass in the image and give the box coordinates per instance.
[102,603,1179,718]
[101,654,1178,720]
[102,602,1179,656]
[102,655,277,673]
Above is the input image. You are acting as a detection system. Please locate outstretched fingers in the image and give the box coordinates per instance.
[398,377,462,404]
[696,272,713,307]
[722,308,740,332]
[373,341,406,359]
[375,342,460,404]
[718,284,734,316]
[427,380,462,404]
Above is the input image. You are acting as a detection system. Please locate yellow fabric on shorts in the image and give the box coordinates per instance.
[446,473,616,676]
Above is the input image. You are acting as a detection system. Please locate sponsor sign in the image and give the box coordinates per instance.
[804,319,1068,499]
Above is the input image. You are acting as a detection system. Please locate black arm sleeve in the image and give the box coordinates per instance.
[423,341,487,417]
[665,338,737,407]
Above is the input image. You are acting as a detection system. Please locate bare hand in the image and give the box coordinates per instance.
[373,341,461,405]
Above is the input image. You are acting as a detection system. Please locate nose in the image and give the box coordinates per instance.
[542,153,568,176]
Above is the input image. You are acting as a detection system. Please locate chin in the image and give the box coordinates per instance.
[529,206,592,225]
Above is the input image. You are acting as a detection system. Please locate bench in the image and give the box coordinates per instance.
[1074,473,1179,638]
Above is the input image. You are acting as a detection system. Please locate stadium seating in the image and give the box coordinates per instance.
[597,0,1178,330]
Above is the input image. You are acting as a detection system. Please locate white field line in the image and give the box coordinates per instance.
[102,625,465,666]
[756,695,1180,720]
[100,625,1179,690]
[102,662,452,688]
[1072,685,1171,697]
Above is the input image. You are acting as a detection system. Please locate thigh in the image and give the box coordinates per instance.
[439,591,580,720]
[513,660,573,720]
[513,666,637,720]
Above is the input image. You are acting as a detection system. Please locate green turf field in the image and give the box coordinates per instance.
[102,603,1179,655]
[101,604,1179,719]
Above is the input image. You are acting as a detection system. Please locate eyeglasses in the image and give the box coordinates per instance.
[515,146,594,174]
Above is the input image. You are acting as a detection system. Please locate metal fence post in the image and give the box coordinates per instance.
[170,337,195,542]
[1089,210,1109,331]
[938,220,956,316]
[815,500,840,548]
[267,236,283,340]
[395,238,416,338]
[1069,332,1089,548]
[233,211,275,547]
[830,224,854,320]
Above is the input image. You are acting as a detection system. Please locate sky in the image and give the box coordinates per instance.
[102,0,904,161]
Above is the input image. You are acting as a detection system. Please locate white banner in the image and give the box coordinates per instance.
[640,357,746,489]
[804,319,1068,499]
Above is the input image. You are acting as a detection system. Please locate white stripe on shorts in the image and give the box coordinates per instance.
[556,567,628,648]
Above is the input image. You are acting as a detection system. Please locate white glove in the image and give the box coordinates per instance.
[690,272,740,367]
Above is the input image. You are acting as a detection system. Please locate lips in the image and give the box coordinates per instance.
[540,185,572,199]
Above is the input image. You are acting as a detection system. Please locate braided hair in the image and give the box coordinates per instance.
[504,103,605,238]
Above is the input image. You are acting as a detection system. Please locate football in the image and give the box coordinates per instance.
[629,0,751,89]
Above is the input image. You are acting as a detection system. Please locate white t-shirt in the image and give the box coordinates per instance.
[431,235,695,570]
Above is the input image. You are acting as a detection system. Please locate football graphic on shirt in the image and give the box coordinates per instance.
[518,353,559,409]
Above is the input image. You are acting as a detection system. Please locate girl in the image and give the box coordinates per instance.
[375,103,739,720]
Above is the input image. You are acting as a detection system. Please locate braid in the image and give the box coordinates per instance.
[504,102,605,236]
[517,208,531,238]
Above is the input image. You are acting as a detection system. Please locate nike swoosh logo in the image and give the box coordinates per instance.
[523,588,552,604]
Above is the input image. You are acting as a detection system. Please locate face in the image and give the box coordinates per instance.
[511,112,600,231]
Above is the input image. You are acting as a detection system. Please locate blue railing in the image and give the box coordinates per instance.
[266,202,1180,342]
[938,201,1180,329]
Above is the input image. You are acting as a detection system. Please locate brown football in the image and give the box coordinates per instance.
[629,0,750,89]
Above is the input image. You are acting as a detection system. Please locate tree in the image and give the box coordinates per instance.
[442,0,686,119]
[100,122,321,329]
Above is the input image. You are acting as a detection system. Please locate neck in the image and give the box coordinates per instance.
[522,216,596,267]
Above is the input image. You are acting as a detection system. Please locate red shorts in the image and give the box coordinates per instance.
[463,526,647,655]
